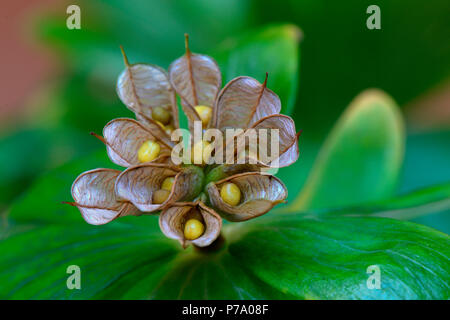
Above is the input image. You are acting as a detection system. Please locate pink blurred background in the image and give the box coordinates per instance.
[0,0,61,127]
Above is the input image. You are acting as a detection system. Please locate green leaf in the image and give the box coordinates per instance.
[96,242,291,300]
[313,182,450,235]
[4,162,450,300]
[285,89,405,212]
[314,182,450,219]
[0,127,101,209]
[7,150,115,226]
[3,154,449,300]
[398,129,450,233]
[229,213,450,299]
[0,216,290,299]
[324,182,450,235]
[0,219,178,299]
[413,211,450,237]
[214,24,301,115]
[400,130,450,193]
[1,212,448,299]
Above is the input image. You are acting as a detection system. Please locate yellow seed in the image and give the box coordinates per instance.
[153,189,170,204]
[191,140,212,165]
[152,106,171,125]
[155,120,166,130]
[184,219,205,240]
[203,142,214,164]
[194,105,212,128]
[220,182,241,206]
[165,124,175,135]
[137,140,161,163]
[161,177,175,191]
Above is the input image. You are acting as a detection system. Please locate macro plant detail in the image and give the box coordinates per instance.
[68,35,300,248]
[1,1,449,301]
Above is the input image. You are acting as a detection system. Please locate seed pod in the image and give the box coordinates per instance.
[169,34,221,131]
[115,164,203,212]
[250,114,300,168]
[159,202,222,248]
[101,118,172,167]
[70,169,140,225]
[169,35,221,112]
[206,172,287,221]
[116,46,179,129]
[69,36,302,249]
[212,74,281,131]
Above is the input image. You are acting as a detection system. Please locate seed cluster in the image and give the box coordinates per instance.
[69,35,299,248]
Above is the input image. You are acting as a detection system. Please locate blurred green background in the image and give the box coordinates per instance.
[1,0,449,232]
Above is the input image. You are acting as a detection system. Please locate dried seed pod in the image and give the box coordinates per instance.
[159,202,222,248]
[206,172,287,221]
[115,164,203,212]
[70,169,140,225]
[100,118,172,167]
[169,34,221,122]
[212,75,281,131]
[70,36,301,249]
[250,114,300,168]
[116,46,179,129]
